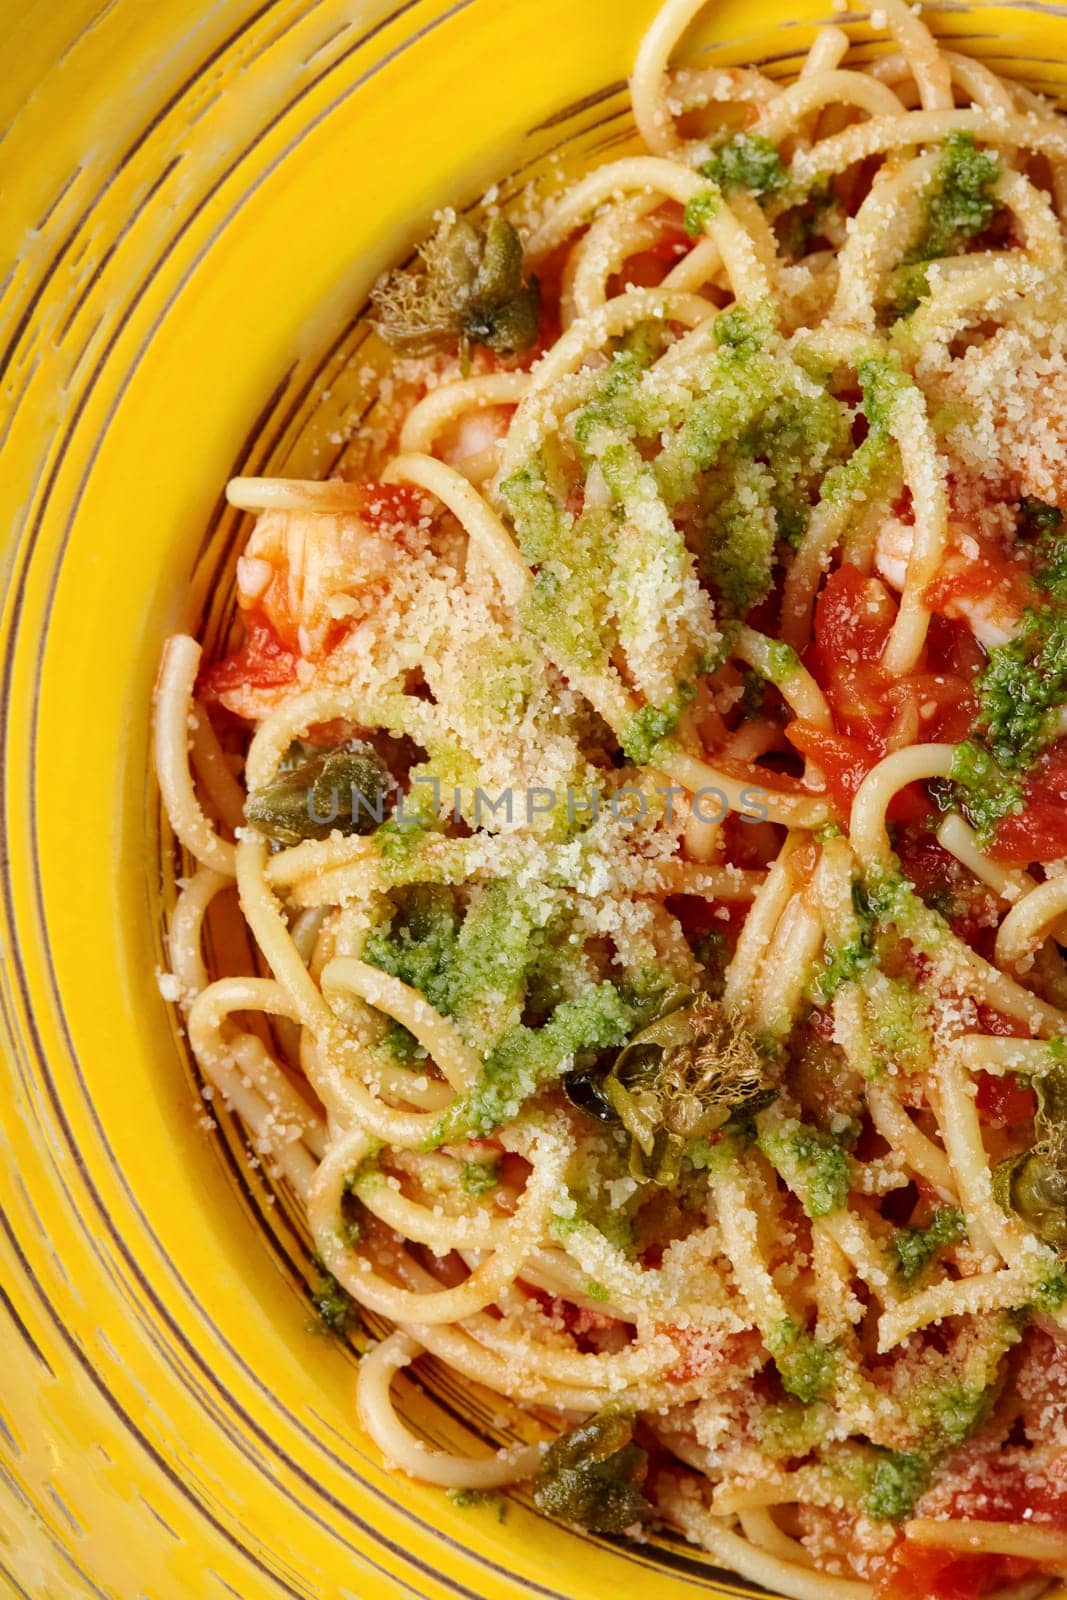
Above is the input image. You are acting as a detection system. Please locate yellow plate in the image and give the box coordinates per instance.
[4,2,1067,1595]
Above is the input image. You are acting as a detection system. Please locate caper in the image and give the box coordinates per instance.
[245,745,393,845]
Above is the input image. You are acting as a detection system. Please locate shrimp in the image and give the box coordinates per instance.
[874,514,1029,649]
[439,406,512,467]
[235,483,428,662]
[200,482,437,719]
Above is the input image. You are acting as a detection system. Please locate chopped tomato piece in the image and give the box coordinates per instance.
[975,1072,1037,1127]
[786,722,880,819]
[825,660,892,729]
[974,1004,1030,1039]
[925,614,987,682]
[991,743,1067,865]
[354,481,426,529]
[809,566,976,759]
[198,612,297,701]
[787,721,929,826]
[871,1541,1033,1600]
[812,563,896,673]
[881,673,978,743]
[894,834,958,899]
[648,228,693,263]
[993,806,1067,865]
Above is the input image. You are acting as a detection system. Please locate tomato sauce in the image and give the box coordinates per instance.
[794,566,981,823]
[991,743,1067,865]
[198,611,298,700]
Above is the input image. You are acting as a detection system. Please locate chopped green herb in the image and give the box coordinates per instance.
[309,1264,357,1337]
[446,1488,508,1521]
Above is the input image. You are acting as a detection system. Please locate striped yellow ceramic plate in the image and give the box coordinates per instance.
[4,2,1067,1596]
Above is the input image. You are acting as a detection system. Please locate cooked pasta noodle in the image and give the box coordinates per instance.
[154,4,1067,1596]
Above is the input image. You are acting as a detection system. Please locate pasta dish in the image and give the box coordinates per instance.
[153,0,1067,1593]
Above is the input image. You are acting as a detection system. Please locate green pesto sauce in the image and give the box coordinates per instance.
[380,1019,427,1065]
[620,682,695,765]
[698,461,779,613]
[429,983,639,1145]
[364,878,559,1057]
[907,132,999,265]
[809,936,876,1005]
[309,1265,358,1337]
[573,349,669,448]
[680,376,851,611]
[700,133,788,202]
[500,460,567,565]
[862,1450,929,1522]
[446,1488,508,1521]
[908,1380,993,1452]
[555,1193,637,1260]
[375,816,433,871]
[683,187,721,237]
[761,1118,850,1218]
[762,639,802,684]
[363,884,459,1017]
[460,1158,501,1196]
[774,175,836,259]
[950,595,1067,841]
[892,1207,966,1284]
[884,262,932,324]
[972,612,1067,772]
[767,1319,837,1403]
[856,356,912,437]
[1034,1270,1067,1312]
[758,1397,833,1458]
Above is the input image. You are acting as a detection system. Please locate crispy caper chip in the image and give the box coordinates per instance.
[245,746,392,845]
[533,1411,651,1533]
[564,991,775,1186]
[371,215,539,357]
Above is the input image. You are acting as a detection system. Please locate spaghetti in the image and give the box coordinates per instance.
[154,2,1067,1594]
